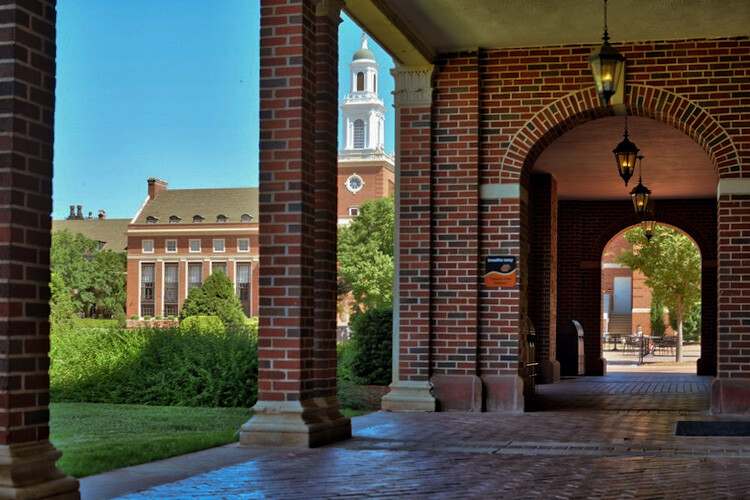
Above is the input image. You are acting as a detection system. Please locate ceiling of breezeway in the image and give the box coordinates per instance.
[532,116,717,200]
[344,0,750,65]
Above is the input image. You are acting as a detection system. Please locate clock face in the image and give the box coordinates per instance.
[346,174,364,193]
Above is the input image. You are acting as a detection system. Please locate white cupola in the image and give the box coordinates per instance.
[340,34,386,155]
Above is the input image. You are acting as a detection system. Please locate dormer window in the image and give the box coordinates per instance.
[240,214,253,223]
[217,215,228,223]
[146,216,158,224]
[169,215,181,224]
[193,215,204,223]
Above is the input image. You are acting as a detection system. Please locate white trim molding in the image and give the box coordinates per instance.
[718,178,750,197]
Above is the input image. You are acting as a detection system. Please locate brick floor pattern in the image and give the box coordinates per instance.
[114,374,750,499]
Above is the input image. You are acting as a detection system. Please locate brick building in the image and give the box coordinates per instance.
[2,1,749,496]
[125,179,260,319]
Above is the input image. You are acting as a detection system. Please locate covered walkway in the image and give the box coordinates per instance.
[82,372,750,499]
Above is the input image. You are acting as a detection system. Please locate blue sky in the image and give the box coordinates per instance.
[53,1,394,220]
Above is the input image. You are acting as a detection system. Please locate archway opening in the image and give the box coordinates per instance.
[601,224,702,373]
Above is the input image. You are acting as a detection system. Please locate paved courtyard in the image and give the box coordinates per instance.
[81,369,750,499]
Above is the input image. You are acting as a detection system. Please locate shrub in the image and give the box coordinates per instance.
[143,315,152,321]
[683,302,701,342]
[130,315,139,320]
[50,325,258,408]
[50,273,77,333]
[179,271,246,326]
[650,297,666,338]
[166,315,175,321]
[342,306,392,385]
[155,315,163,320]
[180,315,224,333]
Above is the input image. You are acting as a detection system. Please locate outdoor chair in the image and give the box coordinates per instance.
[654,335,677,356]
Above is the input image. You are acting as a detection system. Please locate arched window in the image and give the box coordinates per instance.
[356,72,364,91]
[353,120,365,149]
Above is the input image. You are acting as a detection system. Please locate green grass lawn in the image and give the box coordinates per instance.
[50,403,252,478]
[50,403,369,478]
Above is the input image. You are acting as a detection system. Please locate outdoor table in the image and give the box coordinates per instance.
[608,333,625,350]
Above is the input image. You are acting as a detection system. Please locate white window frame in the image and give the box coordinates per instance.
[349,207,360,217]
[142,239,154,253]
[213,238,225,253]
[189,239,201,253]
[237,238,250,252]
[165,239,177,253]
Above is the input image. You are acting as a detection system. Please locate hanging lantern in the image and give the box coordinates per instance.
[588,0,625,106]
[613,116,639,186]
[630,155,651,217]
[642,219,656,241]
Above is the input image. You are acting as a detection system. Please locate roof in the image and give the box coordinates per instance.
[132,187,259,225]
[52,218,130,253]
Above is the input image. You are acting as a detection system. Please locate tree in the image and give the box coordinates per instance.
[337,196,394,310]
[49,272,77,332]
[51,230,126,318]
[616,226,701,361]
[178,270,246,326]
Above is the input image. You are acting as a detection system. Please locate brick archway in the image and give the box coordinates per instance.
[503,85,738,179]
[593,210,718,376]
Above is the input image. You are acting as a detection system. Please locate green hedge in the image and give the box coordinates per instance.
[50,325,258,408]
[339,307,392,385]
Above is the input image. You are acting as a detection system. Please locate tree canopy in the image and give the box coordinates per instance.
[178,270,247,326]
[616,225,701,360]
[51,230,127,319]
[337,196,394,310]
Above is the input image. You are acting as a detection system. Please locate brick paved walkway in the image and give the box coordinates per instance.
[82,373,750,499]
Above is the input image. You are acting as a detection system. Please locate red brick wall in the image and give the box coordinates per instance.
[396,102,433,382]
[431,52,480,376]
[717,194,750,380]
[0,0,58,445]
[337,164,394,218]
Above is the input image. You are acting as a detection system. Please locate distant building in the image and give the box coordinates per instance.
[125,178,259,318]
[52,208,130,253]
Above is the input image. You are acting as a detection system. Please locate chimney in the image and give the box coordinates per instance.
[67,205,75,220]
[98,210,106,220]
[76,205,83,219]
[147,178,168,200]
[88,211,93,219]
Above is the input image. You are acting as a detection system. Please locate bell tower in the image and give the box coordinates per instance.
[340,34,386,155]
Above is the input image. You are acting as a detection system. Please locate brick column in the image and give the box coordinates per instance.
[712,179,750,414]
[311,0,350,439]
[530,173,560,384]
[241,0,349,446]
[381,65,437,412]
[0,1,79,497]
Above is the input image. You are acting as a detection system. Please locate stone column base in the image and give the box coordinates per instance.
[537,359,560,384]
[431,375,482,411]
[697,357,716,376]
[710,378,750,414]
[0,441,79,500]
[381,380,436,412]
[481,374,524,412]
[240,397,351,448]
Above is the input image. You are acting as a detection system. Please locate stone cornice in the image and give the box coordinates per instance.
[316,0,345,22]
[391,65,435,108]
